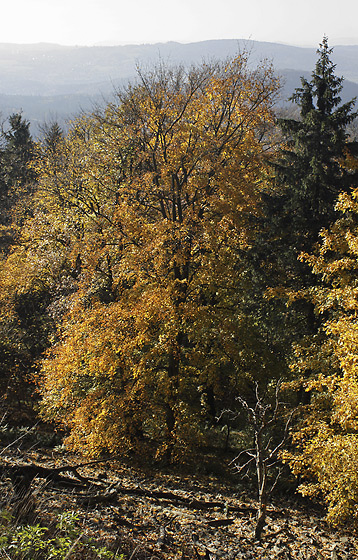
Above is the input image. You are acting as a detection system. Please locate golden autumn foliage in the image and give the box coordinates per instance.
[26,55,280,459]
[285,169,358,525]
[5,40,358,534]
[6,41,358,534]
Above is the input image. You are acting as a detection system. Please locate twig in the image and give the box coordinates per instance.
[0,422,40,456]
[63,532,84,559]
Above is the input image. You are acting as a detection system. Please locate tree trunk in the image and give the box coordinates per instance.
[255,492,268,541]
[254,432,268,541]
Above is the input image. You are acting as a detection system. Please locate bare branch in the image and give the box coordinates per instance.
[228,377,297,541]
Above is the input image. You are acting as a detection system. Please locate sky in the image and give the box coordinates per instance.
[1,0,358,47]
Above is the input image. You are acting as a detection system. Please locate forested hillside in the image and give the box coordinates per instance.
[1,38,358,558]
[2,38,358,135]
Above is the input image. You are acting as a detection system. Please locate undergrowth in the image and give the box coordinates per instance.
[0,509,123,559]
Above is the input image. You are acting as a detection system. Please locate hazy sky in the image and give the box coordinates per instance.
[2,0,358,47]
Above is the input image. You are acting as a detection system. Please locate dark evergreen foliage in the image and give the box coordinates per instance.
[245,38,358,390]
[0,112,36,232]
[272,36,358,254]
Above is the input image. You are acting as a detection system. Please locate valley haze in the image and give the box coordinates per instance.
[0,39,357,134]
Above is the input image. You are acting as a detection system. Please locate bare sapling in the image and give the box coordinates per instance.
[230,379,293,540]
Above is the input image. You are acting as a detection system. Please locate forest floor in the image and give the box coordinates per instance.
[0,447,357,560]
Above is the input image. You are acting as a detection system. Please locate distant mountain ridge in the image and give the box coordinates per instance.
[0,39,357,134]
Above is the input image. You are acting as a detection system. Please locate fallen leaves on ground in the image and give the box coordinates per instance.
[1,449,357,559]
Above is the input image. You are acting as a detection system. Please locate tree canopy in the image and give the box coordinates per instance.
[2,39,358,529]
[4,55,280,460]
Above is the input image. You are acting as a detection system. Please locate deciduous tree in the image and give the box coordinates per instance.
[37,55,280,460]
[284,155,358,525]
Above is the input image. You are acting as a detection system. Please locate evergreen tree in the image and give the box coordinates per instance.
[39,120,64,153]
[272,36,358,257]
[2,112,36,197]
[246,38,358,402]
[0,113,36,251]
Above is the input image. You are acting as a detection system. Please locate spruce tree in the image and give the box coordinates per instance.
[0,113,36,229]
[2,113,36,197]
[248,38,358,389]
[272,36,358,256]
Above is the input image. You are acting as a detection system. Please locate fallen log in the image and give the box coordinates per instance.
[77,484,257,515]
[0,459,110,496]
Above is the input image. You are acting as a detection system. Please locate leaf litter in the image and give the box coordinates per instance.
[1,449,357,559]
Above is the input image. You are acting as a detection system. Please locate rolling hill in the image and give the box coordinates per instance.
[0,39,357,135]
